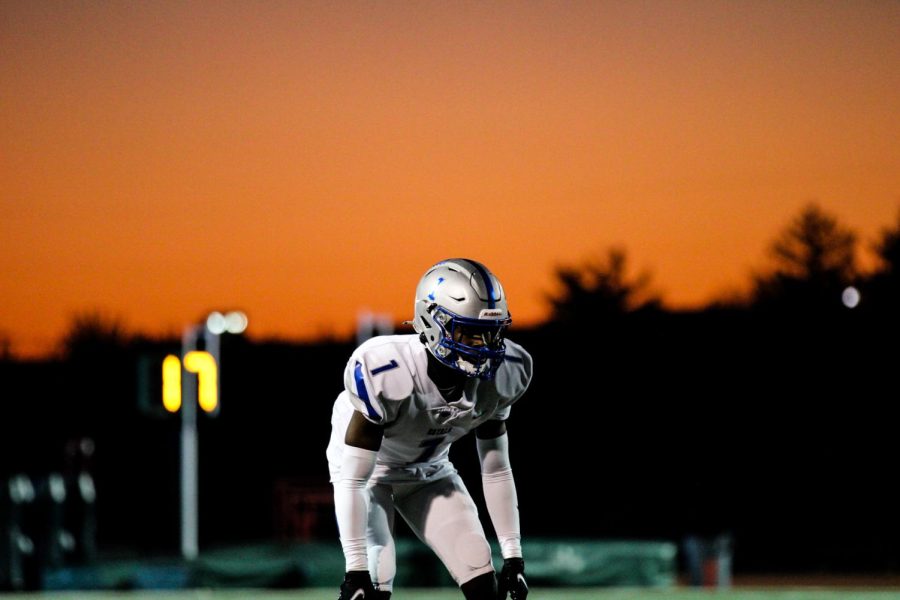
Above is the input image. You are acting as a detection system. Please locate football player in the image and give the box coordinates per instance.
[327,258,532,600]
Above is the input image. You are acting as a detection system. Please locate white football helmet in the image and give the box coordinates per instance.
[412,258,512,379]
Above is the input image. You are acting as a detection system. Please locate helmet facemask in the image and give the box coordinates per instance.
[427,305,510,379]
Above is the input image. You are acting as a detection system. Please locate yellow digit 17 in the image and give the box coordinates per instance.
[162,351,218,413]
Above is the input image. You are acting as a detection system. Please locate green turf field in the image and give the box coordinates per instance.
[4,589,900,600]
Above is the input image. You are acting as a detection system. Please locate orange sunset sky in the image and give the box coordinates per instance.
[2,1,899,358]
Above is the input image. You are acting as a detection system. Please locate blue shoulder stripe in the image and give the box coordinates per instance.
[353,361,382,421]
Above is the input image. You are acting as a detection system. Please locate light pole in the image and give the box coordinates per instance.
[179,323,202,561]
[163,311,246,560]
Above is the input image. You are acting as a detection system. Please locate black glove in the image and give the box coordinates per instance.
[338,570,376,600]
[497,557,528,600]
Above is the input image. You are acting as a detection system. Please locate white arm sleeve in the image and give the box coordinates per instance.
[477,432,522,559]
[333,445,377,571]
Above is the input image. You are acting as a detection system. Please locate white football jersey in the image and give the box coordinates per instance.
[327,334,532,484]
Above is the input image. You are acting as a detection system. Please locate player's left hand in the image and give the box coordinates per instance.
[497,557,528,600]
[338,570,376,600]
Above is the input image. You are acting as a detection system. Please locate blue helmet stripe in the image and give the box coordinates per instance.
[353,361,381,421]
[469,261,497,309]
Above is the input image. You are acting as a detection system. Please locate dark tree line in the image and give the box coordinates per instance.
[31,202,900,362]
[546,202,900,320]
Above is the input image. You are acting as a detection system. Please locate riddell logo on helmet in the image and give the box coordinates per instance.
[479,309,504,319]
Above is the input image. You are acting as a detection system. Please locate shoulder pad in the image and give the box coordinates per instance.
[343,338,414,423]
[494,340,533,402]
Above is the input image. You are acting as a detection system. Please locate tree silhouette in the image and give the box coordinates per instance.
[546,246,661,324]
[872,207,900,275]
[862,206,900,315]
[750,203,858,313]
[60,311,129,360]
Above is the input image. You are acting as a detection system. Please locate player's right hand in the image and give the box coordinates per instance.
[338,570,376,600]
